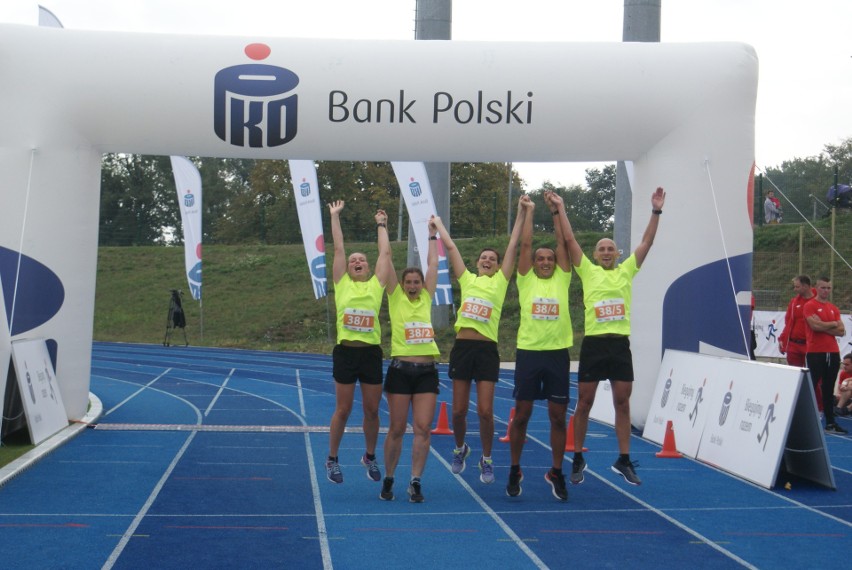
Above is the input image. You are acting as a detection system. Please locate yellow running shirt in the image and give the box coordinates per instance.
[388,286,440,357]
[575,253,639,337]
[334,274,384,345]
[516,266,573,350]
[454,270,509,342]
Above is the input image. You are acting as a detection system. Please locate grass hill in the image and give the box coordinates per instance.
[94,210,852,360]
[95,232,593,362]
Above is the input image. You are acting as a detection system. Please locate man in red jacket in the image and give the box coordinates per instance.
[804,277,847,434]
[779,275,815,366]
[779,275,821,409]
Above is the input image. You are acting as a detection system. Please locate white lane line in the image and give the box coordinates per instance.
[298,369,333,569]
[204,368,235,417]
[430,448,549,570]
[101,390,202,570]
[103,369,173,417]
[101,430,199,570]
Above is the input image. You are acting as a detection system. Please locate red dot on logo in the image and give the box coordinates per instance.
[245,43,271,60]
[315,235,325,253]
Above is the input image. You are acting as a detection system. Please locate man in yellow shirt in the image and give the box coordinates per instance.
[555,187,666,486]
[507,192,573,501]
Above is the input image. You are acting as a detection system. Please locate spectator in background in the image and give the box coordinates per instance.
[834,353,852,417]
[779,276,820,408]
[804,277,847,434]
[764,190,782,224]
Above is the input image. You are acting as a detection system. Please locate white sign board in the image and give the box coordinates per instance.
[10,338,67,444]
[643,363,713,458]
[643,350,833,489]
[753,310,852,359]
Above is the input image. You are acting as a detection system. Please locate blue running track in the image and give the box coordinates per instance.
[0,342,850,569]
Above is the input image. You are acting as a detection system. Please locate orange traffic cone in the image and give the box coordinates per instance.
[431,401,453,435]
[499,407,516,442]
[656,420,683,458]
[564,415,588,452]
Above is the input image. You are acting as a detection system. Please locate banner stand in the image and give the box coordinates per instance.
[780,371,836,489]
[643,350,835,490]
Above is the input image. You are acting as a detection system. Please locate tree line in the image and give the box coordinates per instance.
[758,137,852,224]
[98,136,851,246]
[98,158,616,247]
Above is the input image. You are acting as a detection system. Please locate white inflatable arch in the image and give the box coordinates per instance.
[0,25,758,428]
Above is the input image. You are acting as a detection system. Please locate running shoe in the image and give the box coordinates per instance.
[506,469,523,497]
[825,423,849,435]
[325,459,343,484]
[360,454,381,482]
[545,469,568,501]
[380,477,394,501]
[408,478,424,503]
[478,456,495,484]
[611,457,642,486]
[451,443,471,474]
[570,456,587,485]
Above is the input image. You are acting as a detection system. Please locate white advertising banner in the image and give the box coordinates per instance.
[753,310,852,359]
[643,360,714,458]
[390,162,453,305]
[288,160,327,299]
[10,338,67,445]
[643,350,832,489]
[170,156,203,300]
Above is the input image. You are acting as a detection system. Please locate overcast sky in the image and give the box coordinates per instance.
[2,0,850,189]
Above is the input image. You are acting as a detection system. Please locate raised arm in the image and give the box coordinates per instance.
[545,191,572,271]
[634,187,666,268]
[329,200,347,283]
[430,215,466,280]
[501,195,526,279]
[551,192,583,267]
[517,194,535,277]
[425,217,440,296]
[374,209,395,291]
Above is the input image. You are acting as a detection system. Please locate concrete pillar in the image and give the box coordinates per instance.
[616,0,660,259]
[414,0,452,327]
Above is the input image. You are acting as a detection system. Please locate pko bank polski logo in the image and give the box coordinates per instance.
[214,43,299,148]
[184,192,195,207]
[408,178,422,198]
[300,180,311,197]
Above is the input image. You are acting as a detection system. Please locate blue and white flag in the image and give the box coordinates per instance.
[288,160,327,299]
[391,162,453,305]
[170,156,202,300]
